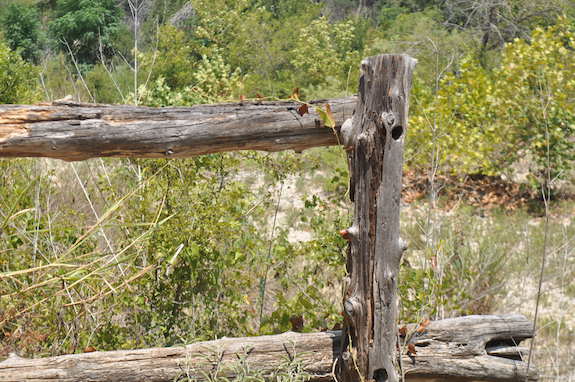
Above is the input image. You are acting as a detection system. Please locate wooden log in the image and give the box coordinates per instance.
[340,54,416,382]
[399,314,537,380]
[0,97,355,161]
[0,315,538,382]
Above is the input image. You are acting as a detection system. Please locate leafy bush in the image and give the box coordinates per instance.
[400,207,513,319]
[138,25,197,91]
[0,3,43,63]
[494,17,575,187]
[292,17,362,89]
[49,0,125,64]
[408,57,499,174]
[407,18,575,189]
[0,147,348,354]
[84,62,133,104]
[132,51,242,106]
[0,39,39,103]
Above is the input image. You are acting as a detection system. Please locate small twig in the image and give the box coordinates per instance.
[71,163,125,277]
[525,74,554,380]
[61,38,95,102]
[258,181,284,329]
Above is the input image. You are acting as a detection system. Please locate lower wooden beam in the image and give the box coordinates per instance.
[0,315,537,381]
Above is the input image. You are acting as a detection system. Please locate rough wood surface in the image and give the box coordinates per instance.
[340,54,416,382]
[0,97,355,161]
[0,315,537,382]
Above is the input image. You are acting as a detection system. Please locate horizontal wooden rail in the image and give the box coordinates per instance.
[0,97,355,161]
[0,315,538,381]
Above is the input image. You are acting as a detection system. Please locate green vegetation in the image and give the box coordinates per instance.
[0,3,43,63]
[0,39,39,103]
[409,18,575,187]
[0,0,574,379]
[48,0,126,64]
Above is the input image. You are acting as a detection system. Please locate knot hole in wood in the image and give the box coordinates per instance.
[391,125,403,140]
[373,368,388,382]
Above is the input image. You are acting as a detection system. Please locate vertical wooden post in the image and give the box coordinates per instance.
[339,54,416,382]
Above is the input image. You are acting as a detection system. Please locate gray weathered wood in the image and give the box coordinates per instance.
[340,54,416,382]
[0,97,355,161]
[0,315,537,382]
[400,314,537,380]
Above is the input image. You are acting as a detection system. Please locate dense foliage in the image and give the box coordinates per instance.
[48,0,126,64]
[0,39,39,103]
[407,17,575,187]
[0,3,43,63]
[0,1,574,370]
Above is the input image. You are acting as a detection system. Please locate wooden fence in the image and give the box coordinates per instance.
[0,54,538,382]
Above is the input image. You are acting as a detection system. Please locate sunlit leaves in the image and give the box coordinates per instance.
[292,17,361,88]
[494,17,575,185]
[315,104,336,129]
[407,17,575,185]
[0,40,39,103]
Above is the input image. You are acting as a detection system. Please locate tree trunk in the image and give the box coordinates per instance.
[0,315,537,382]
[0,97,355,161]
[339,54,416,382]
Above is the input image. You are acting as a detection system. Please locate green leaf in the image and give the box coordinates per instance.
[315,104,336,128]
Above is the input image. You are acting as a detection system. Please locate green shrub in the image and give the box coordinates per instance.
[0,3,43,63]
[407,18,575,189]
[0,39,39,103]
[49,0,125,64]
[494,17,575,188]
[400,207,512,319]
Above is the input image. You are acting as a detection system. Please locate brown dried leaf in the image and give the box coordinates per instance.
[399,325,407,337]
[417,318,431,333]
[289,315,304,332]
[297,103,309,116]
[339,229,352,241]
[291,87,300,101]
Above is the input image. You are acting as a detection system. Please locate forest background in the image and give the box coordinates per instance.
[0,0,574,380]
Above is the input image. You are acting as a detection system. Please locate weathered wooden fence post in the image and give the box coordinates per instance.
[339,54,416,382]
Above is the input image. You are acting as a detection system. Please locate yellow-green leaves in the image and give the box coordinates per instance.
[292,17,361,87]
[315,104,336,129]
[407,17,575,185]
[408,57,501,175]
[0,39,39,104]
[494,16,575,185]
